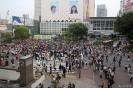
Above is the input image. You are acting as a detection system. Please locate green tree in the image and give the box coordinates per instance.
[65,23,88,41]
[4,32,12,43]
[114,12,133,40]
[14,26,30,40]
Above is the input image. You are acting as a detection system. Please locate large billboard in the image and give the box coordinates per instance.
[69,0,78,14]
[12,16,24,25]
[12,16,33,26]
[41,0,83,22]
[50,2,59,14]
[25,18,34,26]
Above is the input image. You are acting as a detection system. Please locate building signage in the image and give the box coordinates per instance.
[124,2,132,8]
[68,17,81,20]
[86,0,89,20]
[123,0,133,8]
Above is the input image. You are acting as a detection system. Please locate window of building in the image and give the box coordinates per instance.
[105,28,108,30]
[93,21,96,24]
[97,24,100,27]
[101,24,104,27]
[93,24,96,27]
[93,28,96,30]
[97,28,100,30]
[109,28,112,30]
[101,28,104,30]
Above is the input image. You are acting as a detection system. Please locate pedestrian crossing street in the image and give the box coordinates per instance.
[46,73,76,78]
[33,59,75,74]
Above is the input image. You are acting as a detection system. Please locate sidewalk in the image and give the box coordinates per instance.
[43,77,98,88]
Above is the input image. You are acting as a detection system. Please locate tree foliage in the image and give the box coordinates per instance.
[4,32,12,42]
[114,12,133,40]
[14,26,30,40]
[64,23,88,41]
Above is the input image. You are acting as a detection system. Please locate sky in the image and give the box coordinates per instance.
[0,0,121,19]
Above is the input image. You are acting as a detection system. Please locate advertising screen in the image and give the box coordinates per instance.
[69,0,78,14]
[12,16,24,25]
[25,18,34,26]
[50,2,59,15]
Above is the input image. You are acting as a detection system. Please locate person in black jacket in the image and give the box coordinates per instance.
[63,66,66,78]
[109,78,115,87]
[66,61,68,68]
[11,58,14,64]
[5,59,9,67]
[68,82,72,88]
[59,64,62,72]
[68,63,71,73]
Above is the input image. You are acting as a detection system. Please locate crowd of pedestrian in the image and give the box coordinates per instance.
[87,37,133,88]
[0,37,133,88]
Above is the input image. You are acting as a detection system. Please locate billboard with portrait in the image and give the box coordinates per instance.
[69,0,78,14]
[50,2,59,15]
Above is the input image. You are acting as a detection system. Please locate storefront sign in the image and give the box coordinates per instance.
[68,17,81,20]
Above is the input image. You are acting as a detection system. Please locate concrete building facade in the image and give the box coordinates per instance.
[34,0,41,21]
[89,17,116,34]
[97,4,107,17]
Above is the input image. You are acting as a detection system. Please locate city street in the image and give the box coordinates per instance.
[43,77,97,88]
[73,42,133,88]
[1,40,133,88]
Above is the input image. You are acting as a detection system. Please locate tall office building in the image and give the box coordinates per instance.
[97,4,107,17]
[89,0,95,17]
[34,0,41,21]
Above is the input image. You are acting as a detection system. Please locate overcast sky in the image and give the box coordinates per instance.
[0,0,121,19]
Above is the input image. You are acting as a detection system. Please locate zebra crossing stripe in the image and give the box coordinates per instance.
[46,74,76,78]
